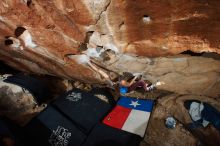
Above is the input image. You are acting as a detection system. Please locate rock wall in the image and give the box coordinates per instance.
[0,0,220,97]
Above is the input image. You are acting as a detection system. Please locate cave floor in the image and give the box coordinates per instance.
[125,90,220,146]
[0,65,220,146]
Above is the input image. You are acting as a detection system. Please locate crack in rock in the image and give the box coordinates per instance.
[95,0,111,25]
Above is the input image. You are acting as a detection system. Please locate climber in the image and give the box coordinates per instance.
[119,72,165,94]
[4,37,23,50]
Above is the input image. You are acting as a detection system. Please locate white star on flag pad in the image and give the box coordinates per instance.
[129,101,141,108]
[103,97,154,137]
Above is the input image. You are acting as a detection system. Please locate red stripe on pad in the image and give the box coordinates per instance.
[103,105,131,129]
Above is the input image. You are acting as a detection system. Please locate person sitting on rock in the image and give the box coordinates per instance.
[119,72,165,94]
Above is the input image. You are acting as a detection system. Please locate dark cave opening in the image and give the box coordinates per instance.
[181,50,220,60]
[0,61,19,75]
[180,50,204,56]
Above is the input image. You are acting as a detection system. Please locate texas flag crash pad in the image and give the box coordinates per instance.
[103,96,154,137]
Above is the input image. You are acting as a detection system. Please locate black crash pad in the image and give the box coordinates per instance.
[24,106,86,146]
[83,123,141,146]
[52,88,112,134]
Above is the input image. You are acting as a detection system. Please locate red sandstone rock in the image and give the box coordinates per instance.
[0,0,220,97]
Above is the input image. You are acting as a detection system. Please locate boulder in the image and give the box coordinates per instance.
[0,78,38,125]
[0,0,220,97]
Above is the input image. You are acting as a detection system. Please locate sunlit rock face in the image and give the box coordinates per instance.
[0,0,220,97]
